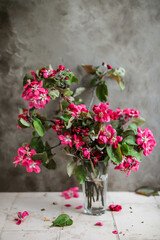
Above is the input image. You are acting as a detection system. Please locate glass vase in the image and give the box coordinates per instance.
[82,161,108,215]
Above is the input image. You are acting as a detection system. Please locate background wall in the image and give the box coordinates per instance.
[0,0,160,192]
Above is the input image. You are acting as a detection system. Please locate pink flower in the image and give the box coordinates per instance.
[14,144,41,174]
[24,159,41,173]
[95,222,103,226]
[98,124,116,144]
[93,102,110,123]
[112,231,118,234]
[14,211,29,225]
[73,134,85,150]
[116,107,140,120]
[107,64,112,69]
[107,109,118,120]
[136,127,156,156]
[64,204,72,207]
[109,204,122,212]
[62,187,79,199]
[82,147,92,159]
[67,103,89,117]
[40,69,56,78]
[75,205,83,209]
[114,155,140,176]
[59,131,73,147]
[109,135,123,148]
[52,120,64,135]
[59,65,66,71]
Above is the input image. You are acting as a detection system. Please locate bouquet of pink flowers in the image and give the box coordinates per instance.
[14,63,156,182]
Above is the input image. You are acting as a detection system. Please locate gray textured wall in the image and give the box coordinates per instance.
[0,0,160,192]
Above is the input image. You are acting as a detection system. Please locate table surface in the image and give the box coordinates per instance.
[0,192,159,240]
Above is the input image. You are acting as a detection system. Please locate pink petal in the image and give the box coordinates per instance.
[22,211,29,219]
[112,231,118,234]
[95,222,103,226]
[16,219,22,225]
[75,205,83,209]
[17,212,22,218]
[64,204,72,207]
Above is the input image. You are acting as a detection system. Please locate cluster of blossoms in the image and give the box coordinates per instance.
[98,124,122,148]
[13,144,41,173]
[93,103,140,123]
[136,127,156,156]
[21,78,50,109]
[114,155,140,177]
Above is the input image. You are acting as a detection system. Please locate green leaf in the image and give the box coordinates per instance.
[126,146,142,162]
[30,137,44,153]
[50,214,73,227]
[32,131,36,136]
[67,76,79,84]
[132,117,146,126]
[121,143,129,155]
[73,97,84,105]
[62,101,70,110]
[96,83,108,102]
[19,118,31,127]
[123,135,137,146]
[66,116,75,129]
[104,155,109,166]
[90,78,98,85]
[128,123,138,134]
[94,122,102,135]
[107,145,122,163]
[49,89,59,100]
[32,152,48,162]
[17,119,28,129]
[108,68,125,91]
[63,90,73,96]
[135,187,159,196]
[44,158,56,169]
[67,161,77,177]
[33,118,45,137]
[73,87,86,97]
[60,114,72,122]
[75,165,87,183]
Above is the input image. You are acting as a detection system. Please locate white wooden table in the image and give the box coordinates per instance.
[0,192,159,240]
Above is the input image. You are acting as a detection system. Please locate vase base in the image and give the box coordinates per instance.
[84,207,105,216]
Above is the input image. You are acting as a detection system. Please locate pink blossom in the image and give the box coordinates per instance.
[136,127,156,156]
[109,135,123,148]
[82,147,92,159]
[95,222,103,226]
[112,231,118,234]
[24,159,41,173]
[109,204,122,211]
[67,103,89,117]
[75,205,83,209]
[114,155,140,176]
[107,64,112,69]
[59,65,66,71]
[73,134,85,150]
[52,120,64,135]
[40,69,56,78]
[64,204,72,207]
[107,109,118,120]
[93,102,110,123]
[14,144,41,173]
[62,187,79,199]
[59,131,73,147]
[14,211,29,225]
[116,107,140,120]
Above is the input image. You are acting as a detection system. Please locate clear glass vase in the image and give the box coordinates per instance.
[82,161,108,215]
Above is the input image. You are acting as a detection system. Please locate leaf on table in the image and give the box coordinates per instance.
[81,64,97,74]
[135,186,159,196]
[50,214,73,227]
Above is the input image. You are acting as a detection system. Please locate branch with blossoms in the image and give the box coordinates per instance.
[14,63,156,181]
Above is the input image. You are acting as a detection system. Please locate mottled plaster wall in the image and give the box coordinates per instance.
[0,0,160,192]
